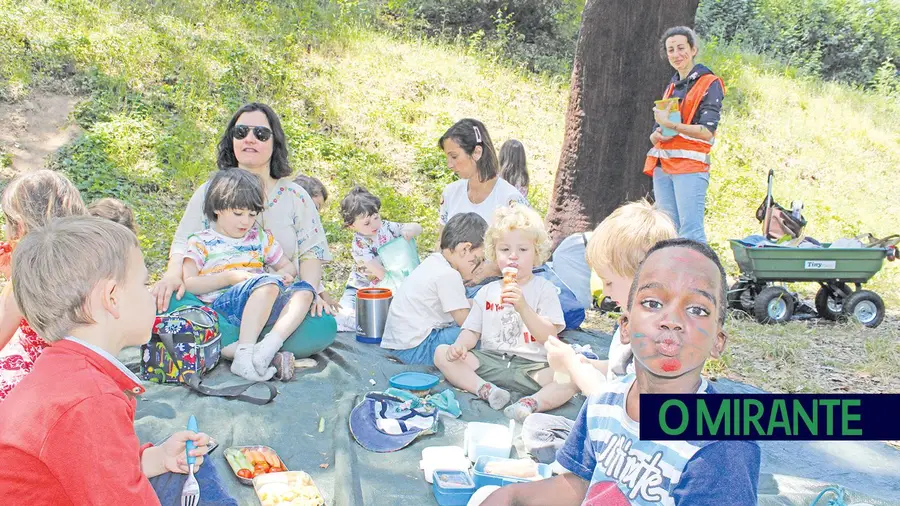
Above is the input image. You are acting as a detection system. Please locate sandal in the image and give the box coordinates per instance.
[271,351,295,382]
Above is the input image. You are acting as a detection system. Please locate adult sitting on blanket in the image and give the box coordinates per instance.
[150,102,336,370]
[438,118,529,292]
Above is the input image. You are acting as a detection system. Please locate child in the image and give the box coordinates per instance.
[382,212,487,365]
[293,173,342,314]
[335,186,422,332]
[521,200,676,463]
[0,216,226,504]
[483,239,761,505]
[0,170,86,403]
[499,139,529,197]
[183,169,313,382]
[87,197,137,232]
[434,204,577,422]
[293,174,328,212]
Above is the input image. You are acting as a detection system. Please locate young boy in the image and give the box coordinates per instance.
[522,200,676,463]
[434,204,577,422]
[87,197,137,233]
[293,173,342,313]
[483,239,761,505]
[336,186,423,331]
[381,212,487,365]
[183,169,311,382]
[0,216,216,504]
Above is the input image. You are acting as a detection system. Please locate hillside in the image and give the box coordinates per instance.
[1,0,898,393]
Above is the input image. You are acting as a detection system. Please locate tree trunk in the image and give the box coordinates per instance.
[546,0,700,246]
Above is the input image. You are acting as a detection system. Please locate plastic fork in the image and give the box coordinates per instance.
[181,415,200,506]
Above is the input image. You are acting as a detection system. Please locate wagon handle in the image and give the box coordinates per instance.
[766,169,774,202]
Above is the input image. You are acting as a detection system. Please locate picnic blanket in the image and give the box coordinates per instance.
[124,330,900,506]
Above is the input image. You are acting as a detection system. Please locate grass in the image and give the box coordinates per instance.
[0,0,898,393]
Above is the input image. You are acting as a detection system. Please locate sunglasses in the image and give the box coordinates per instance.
[232,124,273,142]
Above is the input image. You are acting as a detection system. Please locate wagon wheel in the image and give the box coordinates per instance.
[753,286,794,324]
[814,282,850,321]
[727,281,758,314]
[843,290,885,328]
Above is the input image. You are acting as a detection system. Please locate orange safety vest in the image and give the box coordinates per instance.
[643,73,726,176]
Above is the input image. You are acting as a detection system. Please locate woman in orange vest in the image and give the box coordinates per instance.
[644,26,725,244]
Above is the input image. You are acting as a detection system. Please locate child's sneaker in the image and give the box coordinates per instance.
[504,396,539,422]
[477,382,511,410]
[271,351,295,381]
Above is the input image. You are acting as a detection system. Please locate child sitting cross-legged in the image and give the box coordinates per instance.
[482,239,761,506]
[183,168,316,382]
[434,203,578,421]
[335,186,423,332]
[0,216,231,504]
[381,212,488,365]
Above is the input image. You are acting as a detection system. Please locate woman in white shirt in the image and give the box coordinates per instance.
[438,119,529,287]
[150,103,336,372]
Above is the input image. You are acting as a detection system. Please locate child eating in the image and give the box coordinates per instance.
[183,168,314,382]
[381,212,487,365]
[336,186,422,332]
[482,239,761,505]
[434,204,577,421]
[0,216,219,503]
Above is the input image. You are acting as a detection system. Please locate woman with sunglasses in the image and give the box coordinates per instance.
[438,119,529,292]
[152,103,336,377]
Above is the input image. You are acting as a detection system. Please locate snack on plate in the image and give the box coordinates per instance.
[254,471,325,506]
[654,97,680,113]
[483,459,540,480]
[224,446,287,482]
[0,242,11,255]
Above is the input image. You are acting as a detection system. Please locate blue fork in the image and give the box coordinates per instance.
[180,415,200,506]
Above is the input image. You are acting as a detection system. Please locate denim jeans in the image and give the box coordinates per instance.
[521,412,576,464]
[390,325,462,366]
[652,167,710,243]
[211,274,316,328]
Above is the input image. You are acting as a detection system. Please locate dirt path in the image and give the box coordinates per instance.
[0,91,81,178]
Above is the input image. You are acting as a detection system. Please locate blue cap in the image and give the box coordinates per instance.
[349,392,438,453]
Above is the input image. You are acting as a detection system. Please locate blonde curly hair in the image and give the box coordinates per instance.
[484,203,552,265]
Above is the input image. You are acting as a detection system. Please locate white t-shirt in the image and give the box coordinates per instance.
[605,327,635,382]
[463,276,565,362]
[381,253,470,350]
[438,178,529,226]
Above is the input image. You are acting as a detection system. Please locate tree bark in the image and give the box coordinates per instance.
[546,0,700,246]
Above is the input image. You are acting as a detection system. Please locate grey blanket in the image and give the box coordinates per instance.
[126,330,900,505]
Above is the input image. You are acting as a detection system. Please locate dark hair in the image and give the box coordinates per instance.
[659,26,698,59]
[627,238,728,324]
[499,139,528,191]
[87,197,137,233]
[440,212,488,251]
[340,186,381,226]
[438,118,499,183]
[293,174,328,203]
[216,102,291,179]
[203,168,266,222]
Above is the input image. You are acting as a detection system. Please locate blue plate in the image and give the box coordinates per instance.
[389,372,439,392]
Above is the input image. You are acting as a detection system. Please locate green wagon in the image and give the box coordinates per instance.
[728,240,895,327]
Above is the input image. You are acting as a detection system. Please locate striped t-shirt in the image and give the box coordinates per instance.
[557,375,760,506]
[185,225,283,303]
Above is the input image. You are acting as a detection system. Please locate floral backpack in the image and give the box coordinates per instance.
[140,306,277,405]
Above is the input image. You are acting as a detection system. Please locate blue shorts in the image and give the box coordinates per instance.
[390,326,463,366]
[211,274,316,328]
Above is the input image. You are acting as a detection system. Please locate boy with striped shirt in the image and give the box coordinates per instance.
[483,239,760,505]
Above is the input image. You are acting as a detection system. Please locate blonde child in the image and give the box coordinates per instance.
[182,169,311,382]
[0,216,221,503]
[434,203,576,422]
[87,197,137,233]
[336,186,422,332]
[0,170,86,402]
[521,199,676,463]
[499,139,529,198]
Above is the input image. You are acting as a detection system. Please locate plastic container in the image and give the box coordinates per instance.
[432,470,476,506]
[472,456,552,488]
[390,372,439,396]
[463,421,513,463]
[356,287,392,344]
[223,446,289,486]
[377,237,420,292]
[420,446,470,484]
[253,470,325,506]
